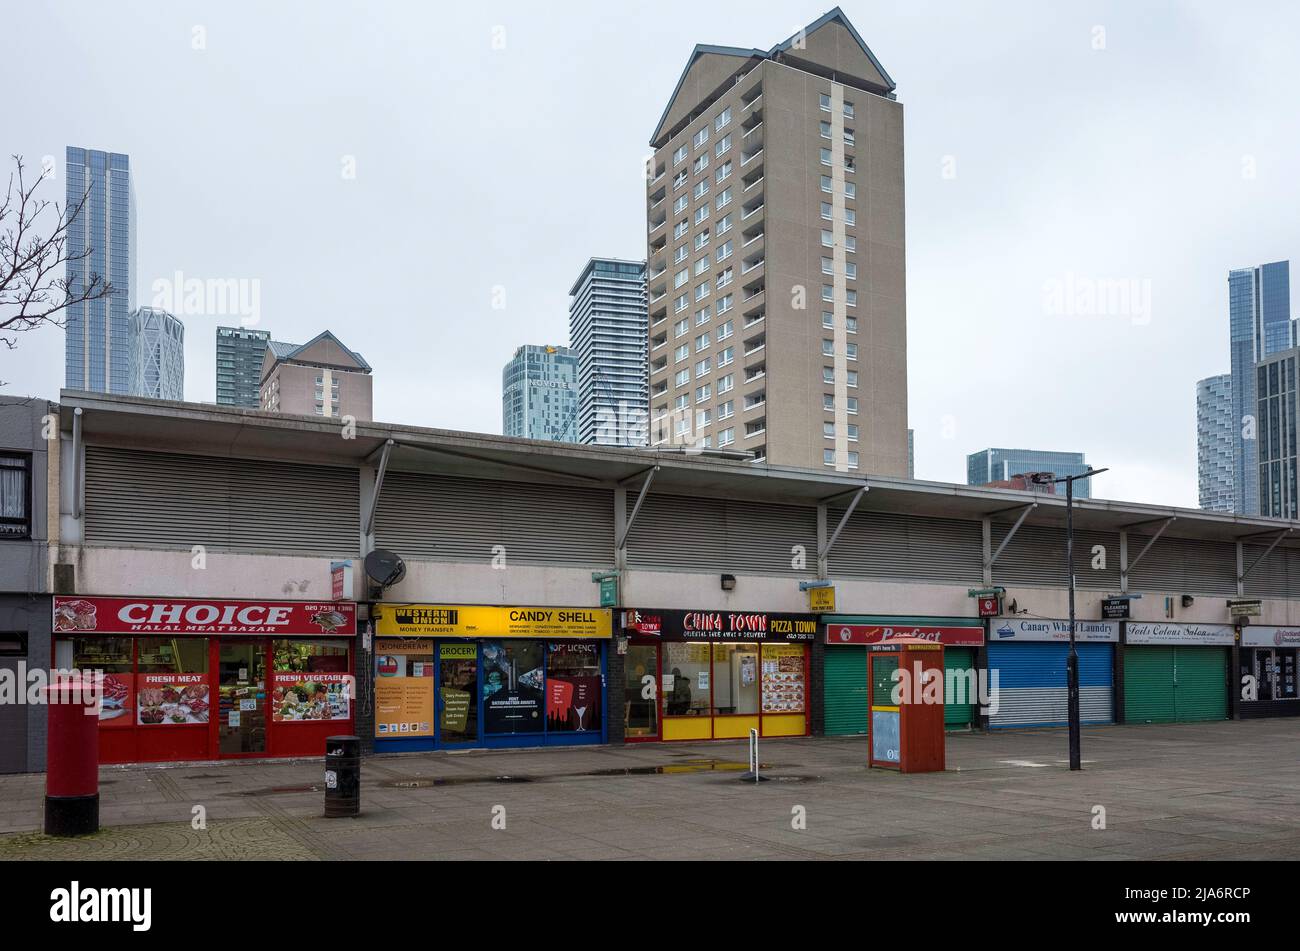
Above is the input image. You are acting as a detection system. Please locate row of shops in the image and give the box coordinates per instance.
[49,595,1298,765]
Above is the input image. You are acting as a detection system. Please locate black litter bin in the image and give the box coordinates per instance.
[324,735,361,817]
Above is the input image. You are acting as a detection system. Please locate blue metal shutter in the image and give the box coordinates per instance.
[988,642,1114,728]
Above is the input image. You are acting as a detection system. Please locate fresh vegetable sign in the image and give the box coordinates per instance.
[272,673,352,722]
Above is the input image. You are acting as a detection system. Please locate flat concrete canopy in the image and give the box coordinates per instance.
[59,390,1300,550]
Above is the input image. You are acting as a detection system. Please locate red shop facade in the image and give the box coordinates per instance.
[52,596,358,764]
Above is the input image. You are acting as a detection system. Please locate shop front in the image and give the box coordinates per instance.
[372,604,611,751]
[1237,626,1299,718]
[822,617,985,734]
[1122,622,1233,723]
[986,618,1117,728]
[52,596,358,765]
[621,609,816,742]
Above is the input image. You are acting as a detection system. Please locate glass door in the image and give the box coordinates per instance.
[624,643,660,739]
[436,643,479,745]
[217,640,268,755]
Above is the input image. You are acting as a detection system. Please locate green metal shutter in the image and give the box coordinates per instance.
[823,647,867,736]
[1173,648,1228,722]
[944,647,975,728]
[1123,646,1176,724]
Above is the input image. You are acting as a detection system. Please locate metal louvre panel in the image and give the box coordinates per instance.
[1128,535,1238,596]
[990,525,1121,590]
[374,471,614,566]
[829,510,982,582]
[988,643,1113,728]
[84,446,359,554]
[1240,544,1293,599]
[625,494,816,574]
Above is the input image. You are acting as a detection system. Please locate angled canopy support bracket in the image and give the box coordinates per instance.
[364,439,394,538]
[616,466,659,551]
[1241,528,1292,581]
[819,485,868,562]
[988,503,1037,567]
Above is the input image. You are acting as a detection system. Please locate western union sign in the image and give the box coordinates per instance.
[375,604,612,639]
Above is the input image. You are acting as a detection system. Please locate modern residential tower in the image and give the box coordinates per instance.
[1228,260,1291,514]
[1256,347,1299,520]
[126,307,185,400]
[1196,374,1234,512]
[216,326,272,407]
[569,258,649,446]
[502,345,580,442]
[64,146,136,394]
[967,448,1094,499]
[645,8,908,473]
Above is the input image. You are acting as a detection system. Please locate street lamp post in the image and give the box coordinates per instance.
[1032,467,1108,771]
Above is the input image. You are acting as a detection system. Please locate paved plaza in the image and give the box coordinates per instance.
[1,720,1296,860]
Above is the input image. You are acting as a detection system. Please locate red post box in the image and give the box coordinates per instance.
[866,639,945,774]
[44,674,101,836]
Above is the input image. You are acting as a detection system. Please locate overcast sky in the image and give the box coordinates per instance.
[4,0,1298,507]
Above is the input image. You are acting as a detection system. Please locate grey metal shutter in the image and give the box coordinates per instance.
[1128,535,1238,596]
[624,494,818,575]
[828,510,982,583]
[1240,544,1293,599]
[374,471,614,567]
[84,446,359,555]
[990,526,1121,590]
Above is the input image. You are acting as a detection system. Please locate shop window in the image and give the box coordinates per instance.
[664,642,710,716]
[711,643,760,715]
[1247,648,1297,701]
[272,639,351,724]
[438,643,477,742]
[74,637,134,730]
[624,644,659,738]
[137,637,210,726]
[546,643,602,733]
[760,643,806,714]
[482,640,545,734]
[375,637,436,739]
[0,632,27,656]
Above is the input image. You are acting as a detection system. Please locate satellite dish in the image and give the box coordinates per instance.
[364,549,406,588]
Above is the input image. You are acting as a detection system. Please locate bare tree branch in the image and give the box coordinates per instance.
[0,154,116,354]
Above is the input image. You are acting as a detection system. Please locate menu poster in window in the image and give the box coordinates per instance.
[482,642,543,734]
[272,672,351,722]
[547,675,601,730]
[374,639,434,737]
[137,674,210,725]
[98,673,134,729]
[761,644,805,714]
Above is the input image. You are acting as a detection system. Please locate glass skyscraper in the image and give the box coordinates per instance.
[569,258,648,446]
[65,147,136,394]
[216,326,272,407]
[1196,374,1234,512]
[1256,348,1299,520]
[1228,260,1291,515]
[502,345,580,442]
[967,448,1093,498]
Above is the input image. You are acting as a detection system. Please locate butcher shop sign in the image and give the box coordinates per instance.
[53,596,357,636]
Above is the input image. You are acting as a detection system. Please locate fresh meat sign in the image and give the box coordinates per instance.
[53,597,357,636]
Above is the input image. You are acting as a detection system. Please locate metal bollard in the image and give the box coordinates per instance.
[323,735,361,817]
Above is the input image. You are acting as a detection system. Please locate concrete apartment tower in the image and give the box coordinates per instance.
[1196,373,1234,512]
[259,331,372,421]
[569,258,649,446]
[645,8,907,473]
